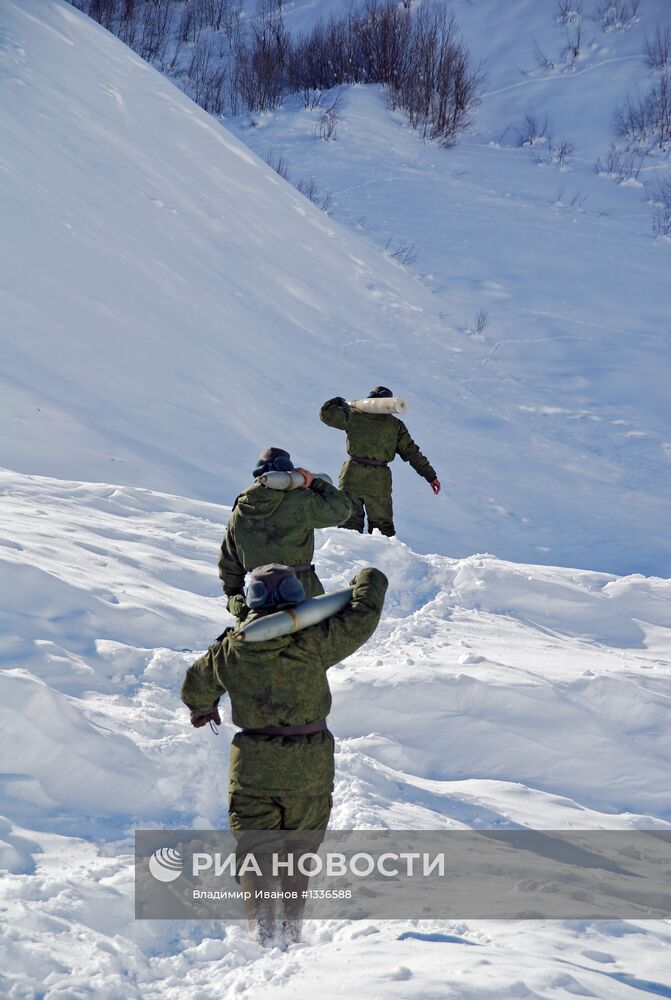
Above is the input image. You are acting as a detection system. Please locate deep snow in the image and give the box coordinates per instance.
[1,0,670,574]
[2,1,671,997]
[1,469,671,998]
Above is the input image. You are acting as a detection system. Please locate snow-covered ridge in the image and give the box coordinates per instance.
[1,467,670,995]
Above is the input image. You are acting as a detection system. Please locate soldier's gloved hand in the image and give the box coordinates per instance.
[294,467,314,489]
[324,396,346,408]
[227,593,249,620]
[190,704,221,729]
[430,479,441,495]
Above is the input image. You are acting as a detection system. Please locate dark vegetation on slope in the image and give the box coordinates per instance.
[70,0,483,145]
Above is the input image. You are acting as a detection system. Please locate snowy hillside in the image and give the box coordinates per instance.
[2,2,671,996]
[1,468,671,997]
[228,0,671,576]
[1,0,670,574]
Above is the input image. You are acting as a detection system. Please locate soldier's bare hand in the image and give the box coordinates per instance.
[430,479,441,495]
[191,706,222,729]
[294,467,314,489]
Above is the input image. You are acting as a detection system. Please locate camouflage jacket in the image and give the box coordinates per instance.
[319,398,437,482]
[219,477,351,598]
[181,567,388,792]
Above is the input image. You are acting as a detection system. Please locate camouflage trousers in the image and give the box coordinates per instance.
[339,460,395,536]
[228,790,332,831]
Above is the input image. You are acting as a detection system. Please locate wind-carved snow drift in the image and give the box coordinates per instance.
[1,469,670,995]
[1,0,670,573]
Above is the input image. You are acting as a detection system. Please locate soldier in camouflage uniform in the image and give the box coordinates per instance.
[219,447,352,621]
[181,563,388,942]
[319,387,440,537]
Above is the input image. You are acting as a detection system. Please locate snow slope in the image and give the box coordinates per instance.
[2,3,671,996]
[1,469,671,998]
[1,0,670,574]
[227,0,671,574]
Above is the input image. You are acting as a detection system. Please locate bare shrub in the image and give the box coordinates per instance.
[532,37,556,72]
[561,15,583,68]
[385,239,417,266]
[557,0,583,25]
[595,143,644,181]
[295,177,333,213]
[519,109,550,146]
[233,15,288,112]
[286,0,482,145]
[645,25,671,71]
[72,0,482,144]
[265,148,290,180]
[550,136,574,166]
[615,72,671,151]
[296,176,319,202]
[593,0,640,32]
[319,189,334,213]
[301,88,325,110]
[318,90,345,140]
[650,176,671,238]
[469,308,489,336]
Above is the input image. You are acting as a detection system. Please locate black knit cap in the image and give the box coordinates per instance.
[253,447,293,479]
[368,386,393,398]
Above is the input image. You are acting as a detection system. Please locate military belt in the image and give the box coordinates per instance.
[240,720,327,737]
[350,455,388,468]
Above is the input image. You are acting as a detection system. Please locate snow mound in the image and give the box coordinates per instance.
[0,468,670,995]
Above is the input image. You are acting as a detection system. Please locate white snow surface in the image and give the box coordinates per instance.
[1,468,671,998]
[1,0,670,574]
[2,2,671,997]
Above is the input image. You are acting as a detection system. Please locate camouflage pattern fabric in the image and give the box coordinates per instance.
[319,398,436,535]
[181,568,388,795]
[339,462,394,535]
[228,790,332,831]
[219,477,351,609]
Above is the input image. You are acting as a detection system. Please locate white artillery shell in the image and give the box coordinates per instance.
[233,588,354,641]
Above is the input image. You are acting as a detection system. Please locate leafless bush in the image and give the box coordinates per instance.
[550,136,574,166]
[557,0,582,25]
[300,88,325,110]
[595,143,643,181]
[615,72,671,151]
[532,37,556,72]
[519,109,550,146]
[295,177,333,213]
[286,1,482,145]
[385,239,417,266]
[561,15,583,68]
[645,25,671,72]
[593,0,640,32]
[296,176,319,201]
[469,308,489,336]
[318,90,345,140]
[319,189,334,213]
[232,15,288,112]
[650,175,671,238]
[72,0,481,143]
[265,148,290,180]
